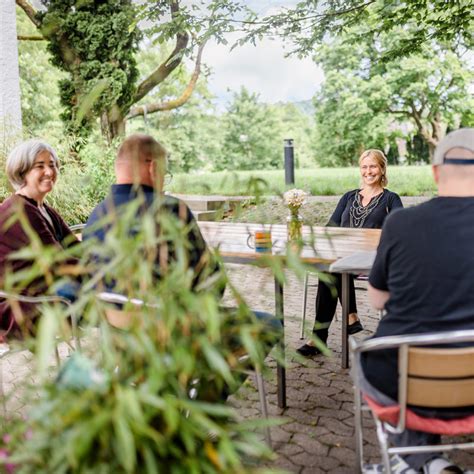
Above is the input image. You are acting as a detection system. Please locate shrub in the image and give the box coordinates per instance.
[0,198,280,473]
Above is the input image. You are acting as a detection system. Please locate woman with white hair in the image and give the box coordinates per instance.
[0,139,78,339]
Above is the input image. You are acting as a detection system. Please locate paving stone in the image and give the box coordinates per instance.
[301,458,341,474]
[319,433,356,450]
[284,407,323,425]
[326,466,355,474]
[332,391,354,403]
[292,452,340,470]
[268,454,302,473]
[291,433,329,456]
[307,407,352,421]
[328,446,356,466]
[269,426,293,444]
[277,442,305,457]
[318,417,355,437]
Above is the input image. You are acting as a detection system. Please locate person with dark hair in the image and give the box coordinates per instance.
[297,149,403,357]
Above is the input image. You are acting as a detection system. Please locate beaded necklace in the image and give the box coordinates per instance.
[349,190,384,228]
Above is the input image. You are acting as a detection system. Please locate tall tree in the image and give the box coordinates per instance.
[218,88,282,171]
[313,27,473,163]
[241,0,473,59]
[16,0,240,144]
[128,46,222,172]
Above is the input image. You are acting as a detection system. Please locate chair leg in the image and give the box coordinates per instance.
[254,368,271,448]
[300,272,309,339]
[354,385,364,473]
[374,418,392,473]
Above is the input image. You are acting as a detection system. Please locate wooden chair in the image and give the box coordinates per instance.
[350,330,474,474]
[96,291,272,446]
[0,290,80,417]
[70,223,85,241]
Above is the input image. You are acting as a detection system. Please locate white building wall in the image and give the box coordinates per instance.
[0,0,22,139]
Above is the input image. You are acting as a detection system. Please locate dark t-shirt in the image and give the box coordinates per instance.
[84,184,220,289]
[363,197,474,401]
[329,189,403,228]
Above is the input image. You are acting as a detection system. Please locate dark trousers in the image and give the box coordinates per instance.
[312,273,357,344]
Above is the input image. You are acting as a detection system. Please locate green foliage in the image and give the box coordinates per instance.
[16,7,65,138]
[272,103,315,169]
[214,88,315,171]
[168,166,436,197]
[313,71,392,166]
[127,46,222,173]
[241,0,473,58]
[312,25,473,164]
[218,88,281,170]
[0,199,278,472]
[38,0,140,139]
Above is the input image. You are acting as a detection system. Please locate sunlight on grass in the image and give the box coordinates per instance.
[168,166,436,197]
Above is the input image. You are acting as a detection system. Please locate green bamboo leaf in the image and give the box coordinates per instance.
[201,340,233,384]
[75,79,109,125]
[142,444,159,474]
[67,412,111,466]
[162,398,180,435]
[113,416,136,473]
[121,387,145,424]
[240,327,261,364]
[36,306,59,378]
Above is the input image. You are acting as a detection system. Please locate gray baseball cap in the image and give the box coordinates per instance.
[432,128,474,165]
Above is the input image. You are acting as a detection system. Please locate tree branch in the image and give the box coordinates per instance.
[126,39,206,120]
[386,107,408,115]
[133,1,189,104]
[231,0,376,26]
[17,35,45,41]
[16,0,40,28]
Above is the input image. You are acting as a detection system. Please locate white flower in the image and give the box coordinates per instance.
[283,189,309,209]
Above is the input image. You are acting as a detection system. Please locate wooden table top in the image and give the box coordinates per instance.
[198,222,381,265]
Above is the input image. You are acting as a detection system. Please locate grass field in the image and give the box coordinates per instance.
[168,165,436,197]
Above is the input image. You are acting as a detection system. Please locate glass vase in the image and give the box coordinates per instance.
[287,210,303,248]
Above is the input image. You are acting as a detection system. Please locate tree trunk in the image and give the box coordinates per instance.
[101,105,126,145]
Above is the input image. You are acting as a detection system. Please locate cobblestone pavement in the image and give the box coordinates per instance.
[2,263,473,473]
[222,265,474,473]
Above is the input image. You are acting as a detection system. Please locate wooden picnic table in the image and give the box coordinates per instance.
[198,222,381,408]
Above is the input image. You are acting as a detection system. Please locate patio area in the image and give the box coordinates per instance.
[223,264,474,473]
[2,264,474,473]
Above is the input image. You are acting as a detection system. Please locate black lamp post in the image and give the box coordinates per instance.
[284,138,295,185]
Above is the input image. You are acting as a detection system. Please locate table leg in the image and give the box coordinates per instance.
[341,272,349,369]
[274,277,286,409]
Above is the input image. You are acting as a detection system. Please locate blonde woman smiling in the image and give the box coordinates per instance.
[297,149,403,357]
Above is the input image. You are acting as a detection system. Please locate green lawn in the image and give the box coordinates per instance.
[168,165,436,197]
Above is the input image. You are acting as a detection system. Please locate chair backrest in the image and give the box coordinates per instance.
[96,292,147,330]
[406,346,474,408]
[69,223,85,241]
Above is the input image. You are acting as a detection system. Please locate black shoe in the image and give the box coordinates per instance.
[296,343,322,357]
[348,320,364,335]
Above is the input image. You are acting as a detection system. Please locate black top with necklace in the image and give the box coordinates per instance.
[328,189,403,229]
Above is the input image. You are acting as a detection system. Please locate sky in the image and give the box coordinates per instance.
[203,1,324,107]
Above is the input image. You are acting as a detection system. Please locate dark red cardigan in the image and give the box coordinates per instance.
[0,194,78,339]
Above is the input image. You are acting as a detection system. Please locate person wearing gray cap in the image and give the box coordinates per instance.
[360,128,474,474]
